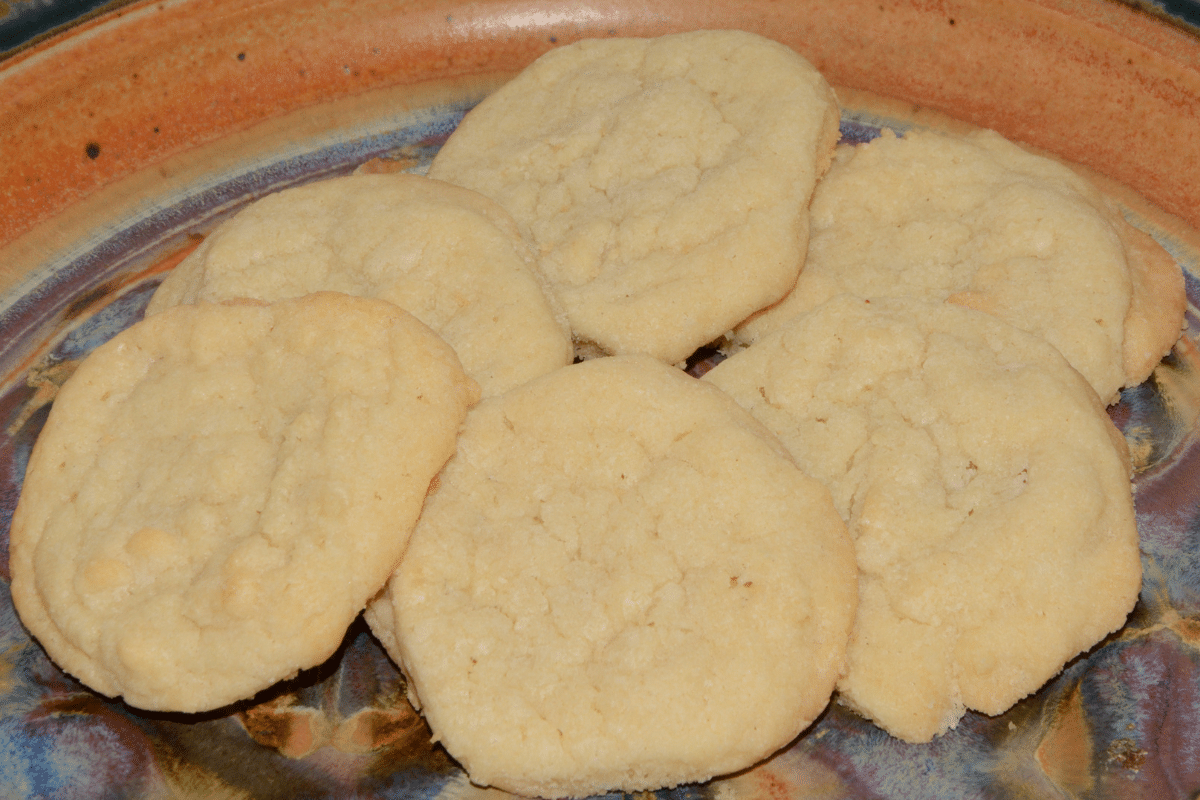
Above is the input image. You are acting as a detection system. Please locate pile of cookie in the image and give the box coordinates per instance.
[9,29,1186,799]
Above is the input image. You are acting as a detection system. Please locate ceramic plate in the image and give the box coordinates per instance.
[2,1,1200,797]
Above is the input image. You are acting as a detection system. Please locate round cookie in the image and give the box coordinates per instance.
[147,173,572,397]
[428,30,841,365]
[9,293,480,712]
[369,355,857,797]
[734,128,1185,404]
[707,295,1142,743]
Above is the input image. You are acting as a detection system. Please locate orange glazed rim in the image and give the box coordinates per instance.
[1,0,1200,254]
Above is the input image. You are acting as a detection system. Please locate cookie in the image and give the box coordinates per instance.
[428,30,841,365]
[734,128,1185,404]
[147,173,572,397]
[707,295,1141,742]
[368,355,857,797]
[9,293,480,712]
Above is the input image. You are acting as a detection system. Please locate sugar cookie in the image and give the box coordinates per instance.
[734,129,1185,403]
[429,30,841,364]
[147,173,572,396]
[708,295,1141,742]
[370,355,856,796]
[10,293,479,712]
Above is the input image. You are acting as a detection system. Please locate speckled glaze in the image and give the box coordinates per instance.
[2,2,1200,798]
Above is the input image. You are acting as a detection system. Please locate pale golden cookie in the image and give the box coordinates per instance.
[369,355,856,797]
[428,30,841,365]
[734,128,1185,403]
[708,295,1141,743]
[147,173,572,397]
[10,293,479,712]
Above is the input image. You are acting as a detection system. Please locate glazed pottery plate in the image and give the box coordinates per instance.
[2,1,1200,797]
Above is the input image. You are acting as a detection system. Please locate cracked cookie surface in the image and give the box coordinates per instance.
[708,295,1141,742]
[10,293,479,712]
[369,355,856,797]
[734,129,1185,404]
[147,173,571,397]
[428,30,840,364]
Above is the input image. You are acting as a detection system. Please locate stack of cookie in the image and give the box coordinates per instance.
[703,122,1185,743]
[8,28,1187,799]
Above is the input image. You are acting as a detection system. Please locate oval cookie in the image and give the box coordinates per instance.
[369,355,857,797]
[147,173,572,397]
[708,295,1141,743]
[9,293,480,712]
[734,128,1185,403]
[428,30,841,364]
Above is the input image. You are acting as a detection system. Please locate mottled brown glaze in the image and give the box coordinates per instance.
[1035,684,1094,793]
[2,0,1199,257]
